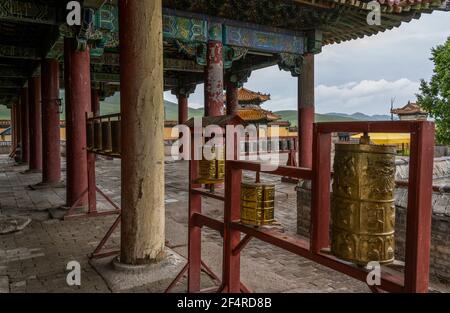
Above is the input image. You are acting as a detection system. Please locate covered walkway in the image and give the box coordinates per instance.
[0,155,449,293]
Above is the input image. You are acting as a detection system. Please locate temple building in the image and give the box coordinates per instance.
[391,101,429,121]
[0,0,446,295]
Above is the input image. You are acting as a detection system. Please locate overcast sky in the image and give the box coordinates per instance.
[164,11,449,116]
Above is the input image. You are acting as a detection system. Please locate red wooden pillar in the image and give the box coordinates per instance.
[226,83,239,116]
[223,163,243,292]
[404,122,435,292]
[41,59,61,184]
[178,93,188,124]
[88,89,100,213]
[298,53,315,168]
[28,76,42,171]
[15,100,21,157]
[188,132,201,292]
[20,87,29,164]
[11,103,17,151]
[64,38,90,207]
[205,41,224,117]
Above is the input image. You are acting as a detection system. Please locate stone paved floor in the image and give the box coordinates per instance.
[0,155,448,293]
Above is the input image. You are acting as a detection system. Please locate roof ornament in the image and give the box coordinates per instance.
[278,53,303,77]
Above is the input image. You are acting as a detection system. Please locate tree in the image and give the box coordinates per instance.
[417,37,450,146]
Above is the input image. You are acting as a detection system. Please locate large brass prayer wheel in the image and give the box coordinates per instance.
[101,121,112,153]
[331,136,397,265]
[241,182,275,226]
[110,120,121,155]
[196,146,225,184]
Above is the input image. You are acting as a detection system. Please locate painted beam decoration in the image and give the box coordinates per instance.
[0,0,58,25]
[163,15,208,43]
[224,25,305,55]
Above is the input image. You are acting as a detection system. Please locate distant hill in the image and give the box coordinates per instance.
[0,105,10,120]
[326,112,394,121]
[0,98,394,127]
[275,110,357,127]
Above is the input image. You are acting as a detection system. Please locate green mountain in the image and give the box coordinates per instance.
[0,106,10,120]
[0,98,388,127]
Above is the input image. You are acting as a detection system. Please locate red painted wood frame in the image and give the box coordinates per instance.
[223,121,435,293]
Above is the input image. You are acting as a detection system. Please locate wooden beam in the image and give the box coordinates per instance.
[0,0,59,25]
[84,0,107,9]
[0,66,28,78]
[164,58,204,72]
[0,78,22,88]
[0,45,39,60]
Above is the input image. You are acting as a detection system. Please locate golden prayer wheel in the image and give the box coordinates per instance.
[240,182,275,226]
[196,146,225,184]
[86,121,94,150]
[331,135,397,265]
[101,121,112,153]
[110,120,121,155]
[93,120,102,151]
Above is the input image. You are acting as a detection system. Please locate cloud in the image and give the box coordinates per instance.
[315,78,420,115]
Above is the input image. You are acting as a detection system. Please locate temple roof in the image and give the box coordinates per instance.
[391,101,428,115]
[164,0,449,45]
[237,107,281,123]
[237,88,271,104]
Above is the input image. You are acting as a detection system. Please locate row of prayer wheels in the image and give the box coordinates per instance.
[195,145,276,227]
[86,118,121,157]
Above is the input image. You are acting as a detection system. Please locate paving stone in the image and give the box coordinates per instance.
[0,155,449,293]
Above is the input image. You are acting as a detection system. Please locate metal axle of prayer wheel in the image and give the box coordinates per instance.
[101,121,113,153]
[331,133,397,265]
[93,120,103,151]
[195,145,225,192]
[110,120,121,156]
[240,182,275,226]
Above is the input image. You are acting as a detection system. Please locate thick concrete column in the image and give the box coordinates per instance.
[205,41,224,117]
[119,0,165,265]
[298,53,315,169]
[28,76,42,171]
[20,87,29,163]
[226,82,239,116]
[64,38,90,207]
[178,94,188,124]
[41,59,61,184]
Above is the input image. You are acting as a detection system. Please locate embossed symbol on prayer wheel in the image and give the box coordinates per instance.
[86,121,94,150]
[93,120,102,151]
[101,121,112,153]
[110,120,121,156]
[196,146,225,184]
[241,182,275,226]
[331,135,397,265]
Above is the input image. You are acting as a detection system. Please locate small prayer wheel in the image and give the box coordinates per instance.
[93,120,102,151]
[240,182,275,226]
[101,121,112,153]
[111,120,121,155]
[86,121,94,150]
[196,146,225,185]
[331,134,396,265]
